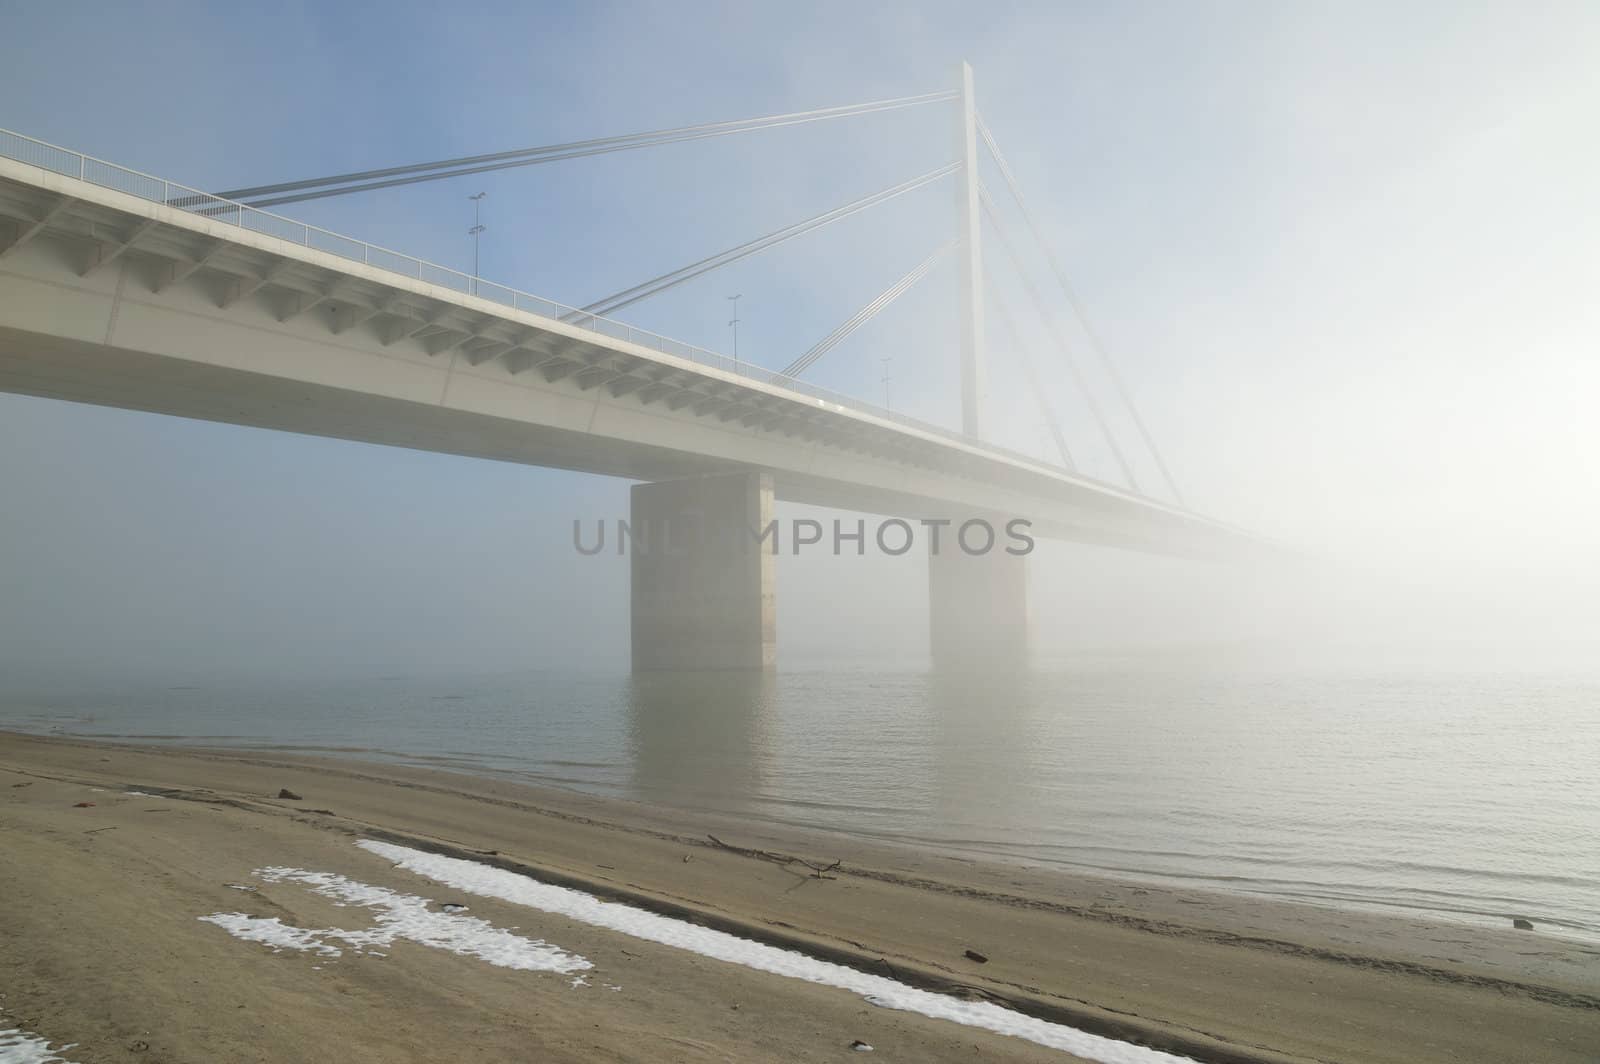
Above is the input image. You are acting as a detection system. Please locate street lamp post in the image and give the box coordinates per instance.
[468,192,487,294]
[880,355,893,410]
[727,293,742,367]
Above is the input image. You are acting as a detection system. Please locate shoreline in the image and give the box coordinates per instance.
[13,722,1595,947]
[2,730,1596,1063]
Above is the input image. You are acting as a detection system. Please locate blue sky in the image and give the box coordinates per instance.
[3,2,1598,677]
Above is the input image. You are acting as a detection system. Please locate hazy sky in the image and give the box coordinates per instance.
[2,2,1597,679]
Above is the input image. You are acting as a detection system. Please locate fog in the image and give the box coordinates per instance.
[2,3,1598,683]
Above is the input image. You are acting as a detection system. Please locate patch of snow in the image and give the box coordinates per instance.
[199,866,589,974]
[199,912,341,956]
[359,840,1192,1063]
[0,1026,82,1064]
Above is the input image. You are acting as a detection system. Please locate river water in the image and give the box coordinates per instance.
[3,661,1595,941]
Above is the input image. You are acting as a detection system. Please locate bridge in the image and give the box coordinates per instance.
[0,65,1265,671]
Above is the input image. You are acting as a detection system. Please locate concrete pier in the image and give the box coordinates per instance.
[630,471,776,671]
[928,543,1028,671]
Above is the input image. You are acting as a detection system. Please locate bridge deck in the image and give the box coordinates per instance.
[0,132,1260,557]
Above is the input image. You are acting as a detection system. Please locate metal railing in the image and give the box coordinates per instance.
[0,126,1097,485]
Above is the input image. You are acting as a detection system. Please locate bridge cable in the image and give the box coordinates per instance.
[976,114,1184,504]
[984,271,1077,472]
[570,164,958,321]
[779,240,955,379]
[207,92,958,209]
[981,185,1141,491]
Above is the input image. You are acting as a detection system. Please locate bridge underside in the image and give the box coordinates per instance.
[0,320,1178,536]
[0,324,743,486]
[0,316,1232,555]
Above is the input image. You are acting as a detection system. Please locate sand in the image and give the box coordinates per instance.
[0,731,1595,1063]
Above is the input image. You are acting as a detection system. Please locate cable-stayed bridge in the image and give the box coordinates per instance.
[0,64,1265,670]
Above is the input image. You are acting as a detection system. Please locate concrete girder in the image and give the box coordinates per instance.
[576,356,642,392]
[221,257,297,308]
[278,281,350,323]
[542,341,613,383]
[798,412,841,443]
[423,329,471,357]
[332,292,407,336]
[682,381,745,418]
[541,359,581,383]
[727,394,797,430]
[463,338,513,366]
[80,217,159,276]
[155,237,227,293]
[510,340,584,376]
[739,405,781,429]
[607,376,649,399]
[0,195,77,258]
[723,394,781,425]
[505,348,560,375]
[384,306,452,347]
[639,370,708,407]
[693,395,737,418]
[423,314,500,358]
[790,413,825,437]
[665,389,705,412]
[489,327,546,369]
[616,365,685,403]
[634,381,674,406]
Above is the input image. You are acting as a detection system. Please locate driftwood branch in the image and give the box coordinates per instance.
[706,834,841,879]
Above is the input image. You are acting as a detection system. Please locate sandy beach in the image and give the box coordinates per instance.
[0,730,1594,1063]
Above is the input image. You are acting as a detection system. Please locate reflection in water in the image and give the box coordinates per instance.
[624,667,1045,854]
[626,670,775,814]
[927,666,1036,844]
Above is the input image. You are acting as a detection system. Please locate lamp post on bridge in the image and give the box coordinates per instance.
[468,191,487,295]
[727,293,742,367]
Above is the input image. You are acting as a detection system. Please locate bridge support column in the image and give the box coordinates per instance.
[929,544,1028,672]
[631,471,776,672]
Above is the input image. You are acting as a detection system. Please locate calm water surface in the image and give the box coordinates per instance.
[4,662,1595,940]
